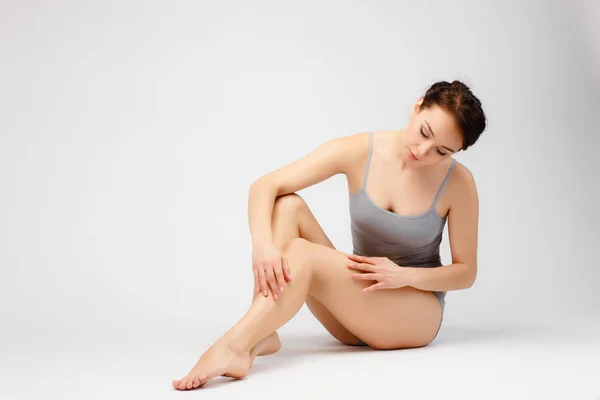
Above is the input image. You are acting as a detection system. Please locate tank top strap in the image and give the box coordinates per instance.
[431,158,457,206]
[360,132,374,190]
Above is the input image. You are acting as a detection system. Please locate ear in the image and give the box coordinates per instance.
[411,98,424,116]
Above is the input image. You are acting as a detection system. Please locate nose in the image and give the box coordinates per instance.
[417,142,435,157]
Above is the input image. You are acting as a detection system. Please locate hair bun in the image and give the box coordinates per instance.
[420,79,486,151]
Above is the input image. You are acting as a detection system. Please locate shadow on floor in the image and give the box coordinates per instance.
[430,324,552,347]
[192,324,556,388]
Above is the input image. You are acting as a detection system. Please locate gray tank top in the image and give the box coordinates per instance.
[349,132,456,306]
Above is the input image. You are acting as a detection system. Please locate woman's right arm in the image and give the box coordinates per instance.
[247,133,366,299]
[247,180,278,245]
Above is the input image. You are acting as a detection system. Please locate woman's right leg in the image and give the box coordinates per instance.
[251,193,362,353]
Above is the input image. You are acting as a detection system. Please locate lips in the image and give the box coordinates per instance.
[409,149,419,161]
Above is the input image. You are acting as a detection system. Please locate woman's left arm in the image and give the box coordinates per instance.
[406,165,479,292]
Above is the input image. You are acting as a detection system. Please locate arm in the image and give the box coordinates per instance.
[406,165,479,292]
[247,181,278,244]
[247,133,367,246]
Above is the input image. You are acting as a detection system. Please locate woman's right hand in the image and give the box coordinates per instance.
[252,242,292,300]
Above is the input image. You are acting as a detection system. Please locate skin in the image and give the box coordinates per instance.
[172,97,479,390]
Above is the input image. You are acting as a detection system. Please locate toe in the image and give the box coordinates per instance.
[172,380,179,389]
[198,374,208,386]
[201,371,218,386]
[192,375,201,388]
[178,377,189,390]
[185,377,194,390]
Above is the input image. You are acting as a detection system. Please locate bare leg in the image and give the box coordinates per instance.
[172,238,316,390]
[246,193,361,359]
[178,194,302,386]
[173,194,360,390]
[243,194,302,360]
[225,239,440,356]
[172,226,442,390]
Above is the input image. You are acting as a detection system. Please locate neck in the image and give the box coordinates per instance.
[392,129,411,172]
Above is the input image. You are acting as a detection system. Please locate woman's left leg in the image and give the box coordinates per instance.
[172,237,321,390]
[172,238,442,390]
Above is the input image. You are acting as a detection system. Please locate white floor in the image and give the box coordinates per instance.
[2,320,599,400]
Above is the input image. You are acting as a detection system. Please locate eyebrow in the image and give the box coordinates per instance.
[424,120,457,153]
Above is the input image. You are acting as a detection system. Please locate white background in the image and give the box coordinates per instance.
[1,0,598,398]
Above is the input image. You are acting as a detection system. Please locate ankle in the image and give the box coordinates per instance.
[222,330,253,353]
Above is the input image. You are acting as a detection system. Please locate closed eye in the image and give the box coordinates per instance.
[420,127,447,156]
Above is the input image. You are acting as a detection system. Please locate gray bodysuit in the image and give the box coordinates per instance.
[349,132,456,343]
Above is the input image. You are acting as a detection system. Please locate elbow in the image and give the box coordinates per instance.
[250,177,265,189]
[250,177,270,192]
[465,266,477,288]
[466,277,476,289]
[251,176,276,189]
[249,178,279,198]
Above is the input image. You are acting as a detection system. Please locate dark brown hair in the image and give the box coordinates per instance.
[420,80,486,151]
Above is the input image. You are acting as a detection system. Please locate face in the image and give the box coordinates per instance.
[400,99,463,167]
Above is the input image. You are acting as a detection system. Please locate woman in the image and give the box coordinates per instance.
[172,80,486,390]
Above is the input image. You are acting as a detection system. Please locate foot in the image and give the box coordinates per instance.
[253,332,282,358]
[172,337,252,390]
[220,332,282,378]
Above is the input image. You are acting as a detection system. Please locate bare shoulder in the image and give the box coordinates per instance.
[335,131,372,170]
[447,161,479,207]
[451,161,477,187]
[253,131,372,196]
[298,130,371,173]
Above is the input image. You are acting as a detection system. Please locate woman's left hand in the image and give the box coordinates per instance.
[346,254,413,293]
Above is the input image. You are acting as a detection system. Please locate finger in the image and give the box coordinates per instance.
[362,282,386,293]
[266,268,279,299]
[253,268,260,293]
[258,267,268,296]
[347,261,375,272]
[274,261,286,293]
[347,254,374,264]
[282,256,292,282]
[351,273,378,280]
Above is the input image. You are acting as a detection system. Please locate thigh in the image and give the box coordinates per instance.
[273,193,363,345]
[285,238,443,349]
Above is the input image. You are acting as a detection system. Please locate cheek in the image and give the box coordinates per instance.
[411,129,424,143]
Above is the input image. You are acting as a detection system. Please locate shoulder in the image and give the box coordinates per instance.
[337,130,395,158]
[447,160,478,205]
[451,161,476,187]
[337,131,371,149]
[328,131,372,169]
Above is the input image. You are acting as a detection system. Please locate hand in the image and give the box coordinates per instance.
[252,242,292,300]
[346,254,412,293]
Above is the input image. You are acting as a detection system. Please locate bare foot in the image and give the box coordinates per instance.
[221,332,281,378]
[253,332,282,358]
[172,337,252,390]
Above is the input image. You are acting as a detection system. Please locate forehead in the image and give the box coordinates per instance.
[420,106,463,145]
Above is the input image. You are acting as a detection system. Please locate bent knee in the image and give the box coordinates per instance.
[281,238,316,272]
[282,237,311,257]
[274,193,306,213]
